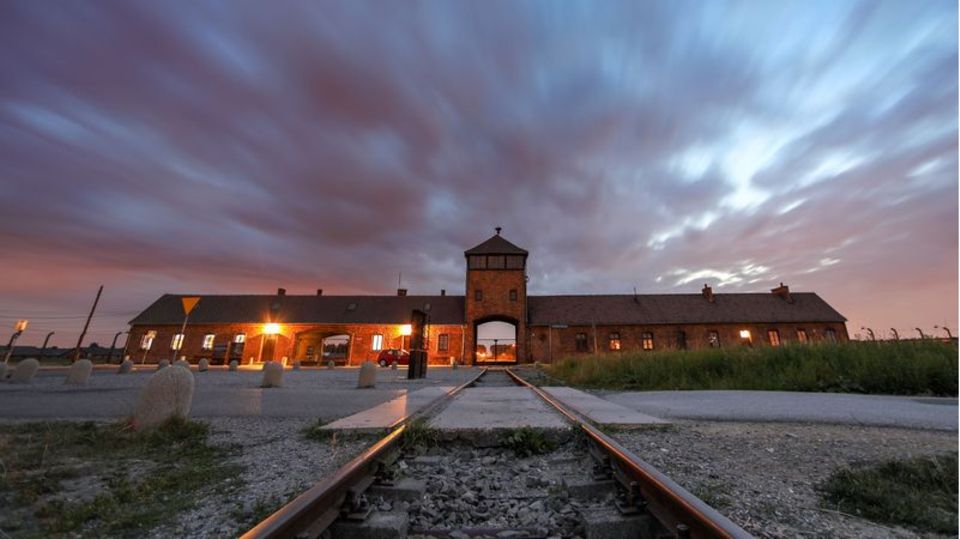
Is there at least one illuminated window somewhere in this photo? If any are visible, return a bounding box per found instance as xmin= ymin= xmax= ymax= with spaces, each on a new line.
xmin=677 ymin=330 xmax=687 ymax=350
xmin=372 ymin=334 xmax=384 ymax=351
xmin=575 ymin=333 xmax=589 ymax=352
xmin=509 ymin=289 xmax=518 ymax=302
xmin=608 ymin=332 xmax=621 ymax=351
xmin=438 ymin=333 xmax=449 ymax=352
xmin=739 ymin=329 xmax=752 ymax=344
xmin=768 ymin=329 xmax=781 ymax=347
xmin=796 ymin=329 xmax=808 ymax=343
xmin=171 ymin=334 xmax=185 ymax=350
xmin=708 ymin=331 xmax=720 ymax=348
xmin=642 ymin=332 xmax=654 ymax=351
xmin=234 ymin=334 xmax=246 ymax=344
xmin=474 ymin=289 xmax=483 ymax=301
xmin=825 ymin=328 xmax=837 ymax=342
xmin=140 ymin=330 xmax=157 ymax=351
xmin=202 ymin=334 xmax=215 ymax=350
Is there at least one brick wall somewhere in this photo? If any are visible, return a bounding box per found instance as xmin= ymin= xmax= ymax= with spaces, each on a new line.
xmin=125 ymin=323 xmax=466 ymax=366
xmin=526 ymin=322 xmax=849 ymax=362
xmin=464 ymin=268 xmax=527 ymax=363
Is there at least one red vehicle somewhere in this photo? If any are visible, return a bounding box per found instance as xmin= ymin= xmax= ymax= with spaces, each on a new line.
xmin=377 ymin=349 xmax=409 ymax=367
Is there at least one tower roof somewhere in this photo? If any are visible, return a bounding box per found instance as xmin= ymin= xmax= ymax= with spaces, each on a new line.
xmin=464 ymin=232 xmax=528 ymax=256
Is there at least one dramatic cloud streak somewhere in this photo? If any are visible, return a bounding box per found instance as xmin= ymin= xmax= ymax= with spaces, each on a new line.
xmin=0 ymin=0 xmax=956 ymax=346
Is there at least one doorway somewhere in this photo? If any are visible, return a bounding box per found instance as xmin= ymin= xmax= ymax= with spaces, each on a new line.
xmin=475 ymin=320 xmax=517 ymax=363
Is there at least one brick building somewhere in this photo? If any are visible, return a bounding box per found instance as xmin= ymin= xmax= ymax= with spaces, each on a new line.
xmin=125 ymin=230 xmax=848 ymax=365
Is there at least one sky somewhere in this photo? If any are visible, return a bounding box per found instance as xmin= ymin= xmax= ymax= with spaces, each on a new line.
xmin=0 ymin=0 xmax=957 ymax=347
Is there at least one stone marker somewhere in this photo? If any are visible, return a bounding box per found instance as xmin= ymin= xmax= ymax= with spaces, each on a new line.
xmin=292 ymin=360 xmax=301 ymax=370
xmin=327 ymin=360 xmax=335 ymax=369
xmin=198 ymin=358 xmax=209 ymax=372
xmin=391 ymin=360 xmax=398 ymax=370
xmin=157 ymin=359 xmax=170 ymax=370
xmin=228 ymin=359 xmax=238 ymax=371
xmin=65 ymin=359 xmax=93 ymax=385
xmin=132 ymin=365 xmax=195 ymax=430
xmin=358 ymin=361 xmax=377 ymax=388
xmin=174 ymin=359 xmax=190 ymax=370
xmin=118 ymin=359 xmax=133 ymax=374
xmin=281 ymin=356 xmax=288 ymax=367
xmin=261 ymin=361 xmax=283 ymax=388
xmin=10 ymin=358 xmax=40 ymax=384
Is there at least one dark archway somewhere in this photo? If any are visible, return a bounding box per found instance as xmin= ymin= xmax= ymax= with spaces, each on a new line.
xmin=295 ymin=330 xmax=352 ymax=365
xmin=475 ymin=315 xmax=518 ymax=363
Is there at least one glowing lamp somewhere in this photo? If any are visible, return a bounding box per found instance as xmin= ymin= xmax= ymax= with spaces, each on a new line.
xmin=400 ymin=324 xmax=412 ymax=336
xmin=14 ymin=320 xmax=28 ymax=332
xmin=264 ymin=323 xmax=281 ymax=335
xmin=739 ymin=330 xmax=751 ymax=339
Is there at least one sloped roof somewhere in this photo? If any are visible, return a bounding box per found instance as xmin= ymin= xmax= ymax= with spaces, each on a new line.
xmin=129 ymin=294 xmax=466 ymax=326
xmin=527 ymin=293 xmax=846 ymax=326
xmin=464 ymin=234 xmax=528 ymax=255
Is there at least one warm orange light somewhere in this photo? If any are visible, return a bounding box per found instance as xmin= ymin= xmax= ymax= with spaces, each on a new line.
xmin=399 ymin=324 xmax=412 ymax=336
xmin=739 ymin=330 xmax=751 ymax=339
xmin=264 ymin=323 xmax=281 ymax=335
xmin=14 ymin=320 xmax=28 ymax=332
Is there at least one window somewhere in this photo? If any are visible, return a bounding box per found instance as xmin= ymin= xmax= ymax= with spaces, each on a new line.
xmin=608 ymin=332 xmax=621 ymax=351
xmin=474 ymin=289 xmax=483 ymax=301
xmin=768 ymin=329 xmax=781 ymax=347
xmin=509 ymin=289 xmax=518 ymax=302
xmin=372 ymin=334 xmax=384 ymax=351
xmin=468 ymin=255 xmax=487 ymax=269
xmin=234 ymin=333 xmax=246 ymax=344
xmin=641 ymin=332 xmax=654 ymax=351
xmin=825 ymin=328 xmax=838 ymax=342
xmin=708 ymin=331 xmax=720 ymax=348
xmin=140 ymin=330 xmax=156 ymax=351
xmin=202 ymin=334 xmax=215 ymax=350
xmin=171 ymin=333 xmax=185 ymax=351
xmin=677 ymin=330 xmax=687 ymax=350
xmin=487 ymin=255 xmax=505 ymax=269
xmin=739 ymin=329 xmax=753 ymax=345
xmin=506 ymin=255 xmax=525 ymax=269
xmin=438 ymin=333 xmax=449 ymax=352
xmin=796 ymin=329 xmax=808 ymax=343
xmin=575 ymin=333 xmax=589 ymax=352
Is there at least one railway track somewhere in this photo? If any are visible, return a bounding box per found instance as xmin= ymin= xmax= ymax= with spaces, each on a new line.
xmin=241 ymin=368 xmax=752 ymax=539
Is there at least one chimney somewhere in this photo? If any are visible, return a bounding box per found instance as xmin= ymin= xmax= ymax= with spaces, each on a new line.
xmin=701 ymin=284 xmax=715 ymax=303
xmin=316 ymin=289 xmax=323 ymax=296
xmin=277 ymin=287 xmax=286 ymax=296
xmin=440 ymin=289 xmax=446 ymax=296
xmin=397 ymin=288 xmax=407 ymax=297
xmin=771 ymin=282 xmax=792 ymax=303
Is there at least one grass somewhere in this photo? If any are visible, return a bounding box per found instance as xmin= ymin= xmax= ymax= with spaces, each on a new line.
xmin=503 ymin=427 xmax=556 ymax=457
xmin=546 ymin=340 xmax=958 ymax=396
xmin=0 ymin=418 xmax=240 ymax=537
xmin=301 ymin=419 xmax=376 ymax=445
xmin=820 ymin=453 xmax=958 ymax=535
xmin=400 ymin=418 xmax=440 ymax=450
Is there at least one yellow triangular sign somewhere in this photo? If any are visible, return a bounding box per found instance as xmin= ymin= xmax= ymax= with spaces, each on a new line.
xmin=181 ymin=296 xmax=201 ymax=315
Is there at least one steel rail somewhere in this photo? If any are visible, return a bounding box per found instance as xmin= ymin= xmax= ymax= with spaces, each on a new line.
xmin=504 ymin=368 xmax=753 ymax=539
xmin=241 ymin=367 xmax=487 ymax=539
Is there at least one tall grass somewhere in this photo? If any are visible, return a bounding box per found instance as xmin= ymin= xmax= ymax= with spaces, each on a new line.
xmin=547 ymin=340 xmax=958 ymax=396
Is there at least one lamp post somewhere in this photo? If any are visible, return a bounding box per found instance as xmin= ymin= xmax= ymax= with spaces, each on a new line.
xmin=3 ymin=320 xmax=29 ymax=365
xmin=39 ymin=331 xmax=55 ymax=362
xmin=889 ymin=328 xmax=899 ymax=341
xmin=915 ymin=327 xmax=925 ymax=339
xmin=860 ymin=327 xmax=876 ymax=341
xmin=934 ymin=325 xmax=953 ymax=340
xmin=106 ymin=330 xmax=125 ymax=364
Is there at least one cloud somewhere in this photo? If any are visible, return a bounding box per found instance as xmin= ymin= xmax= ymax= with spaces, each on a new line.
xmin=0 ymin=0 xmax=955 ymax=345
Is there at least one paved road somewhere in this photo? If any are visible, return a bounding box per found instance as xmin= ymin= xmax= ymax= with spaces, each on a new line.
xmin=601 ymin=390 xmax=958 ymax=431
xmin=0 ymin=367 xmax=480 ymax=422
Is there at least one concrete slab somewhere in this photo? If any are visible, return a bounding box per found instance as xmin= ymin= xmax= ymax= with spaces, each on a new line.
xmin=429 ymin=387 xmax=569 ymax=430
xmin=602 ymin=390 xmax=959 ymax=431
xmin=322 ymin=387 xmax=454 ymax=430
xmin=542 ymin=386 xmax=668 ymax=425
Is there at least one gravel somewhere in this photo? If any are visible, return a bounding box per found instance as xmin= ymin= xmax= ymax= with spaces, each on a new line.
xmin=615 ymin=421 xmax=958 ymax=538
xmin=391 ymin=442 xmax=613 ymax=538
xmin=147 ymin=416 xmax=375 ymax=538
